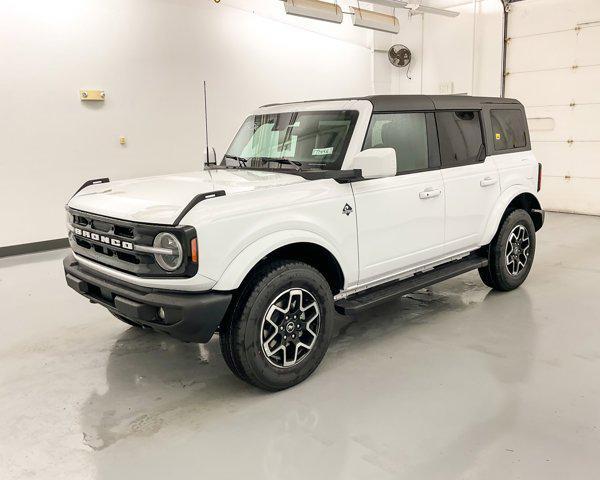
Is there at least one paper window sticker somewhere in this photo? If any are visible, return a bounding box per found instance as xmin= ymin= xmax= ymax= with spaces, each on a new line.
xmin=312 ymin=147 xmax=334 ymax=156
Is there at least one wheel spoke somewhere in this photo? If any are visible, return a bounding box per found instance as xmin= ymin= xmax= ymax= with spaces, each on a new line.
xmin=265 ymin=342 xmax=284 ymax=357
xmin=293 ymin=341 xmax=313 ymax=364
xmin=281 ymin=345 xmax=289 ymax=366
xmin=265 ymin=315 xmax=279 ymax=331
xmin=300 ymin=301 xmax=317 ymax=312
xmin=287 ymin=289 xmax=303 ymax=312
xmin=263 ymin=330 xmax=278 ymax=351
xmin=297 ymin=340 xmax=313 ymax=351
xmin=268 ymin=304 xmax=287 ymax=316
xmin=284 ymin=344 xmax=298 ymax=367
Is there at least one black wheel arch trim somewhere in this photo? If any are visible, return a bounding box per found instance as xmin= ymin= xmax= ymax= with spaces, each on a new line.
xmin=71 ymin=177 xmax=110 ymax=199
xmin=173 ymin=190 xmax=226 ymax=226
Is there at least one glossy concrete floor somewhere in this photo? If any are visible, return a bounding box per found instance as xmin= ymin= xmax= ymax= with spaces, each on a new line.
xmin=1 ymin=212 xmax=599 ymax=480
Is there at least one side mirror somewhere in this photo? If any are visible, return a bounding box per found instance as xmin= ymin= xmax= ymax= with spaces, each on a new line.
xmin=350 ymin=148 xmax=397 ymax=179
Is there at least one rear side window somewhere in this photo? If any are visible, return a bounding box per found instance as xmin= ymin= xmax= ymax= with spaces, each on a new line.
xmin=490 ymin=109 xmax=527 ymax=151
xmin=363 ymin=112 xmax=429 ymax=174
xmin=436 ymin=111 xmax=484 ymax=168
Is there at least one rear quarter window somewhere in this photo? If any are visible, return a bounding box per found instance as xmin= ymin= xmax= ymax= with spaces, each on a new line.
xmin=490 ymin=109 xmax=528 ymax=151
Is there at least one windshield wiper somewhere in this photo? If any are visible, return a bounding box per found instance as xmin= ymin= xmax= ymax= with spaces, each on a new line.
xmin=223 ymin=154 xmax=248 ymax=167
xmin=257 ymin=157 xmax=302 ymax=171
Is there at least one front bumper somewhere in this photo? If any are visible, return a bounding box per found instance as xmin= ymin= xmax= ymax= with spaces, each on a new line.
xmin=63 ymin=255 xmax=231 ymax=343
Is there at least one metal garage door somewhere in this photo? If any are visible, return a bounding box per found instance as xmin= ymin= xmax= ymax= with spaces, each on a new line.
xmin=505 ymin=0 xmax=600 ymax=215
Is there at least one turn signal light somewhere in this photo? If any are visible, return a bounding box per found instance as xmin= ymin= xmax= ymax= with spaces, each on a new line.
xmin=191 ymin=238 xmax=198 ymax=263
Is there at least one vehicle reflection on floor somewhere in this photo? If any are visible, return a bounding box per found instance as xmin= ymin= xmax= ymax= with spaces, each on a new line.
xmin=79 ymin=280 xmax=535 ymax=479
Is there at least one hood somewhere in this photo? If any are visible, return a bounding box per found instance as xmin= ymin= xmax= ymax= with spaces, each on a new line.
xmin=68 ymin=169 xmax=306 ymax=224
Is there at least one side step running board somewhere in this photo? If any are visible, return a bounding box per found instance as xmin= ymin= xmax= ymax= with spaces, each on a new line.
xmin=335 ymin=254 xmax=488 ymax=315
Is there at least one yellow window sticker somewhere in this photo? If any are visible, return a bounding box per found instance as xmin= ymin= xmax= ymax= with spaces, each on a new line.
xmin=495 ymin=133 xmax=501 ymax=140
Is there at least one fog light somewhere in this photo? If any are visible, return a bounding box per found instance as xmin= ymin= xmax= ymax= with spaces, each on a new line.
xmin=158 ymin=307 xmax=166 ymax=320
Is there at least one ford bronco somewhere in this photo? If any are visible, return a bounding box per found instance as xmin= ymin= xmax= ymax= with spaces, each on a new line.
xmin=64 ymin=95 xmax=544 ymax=390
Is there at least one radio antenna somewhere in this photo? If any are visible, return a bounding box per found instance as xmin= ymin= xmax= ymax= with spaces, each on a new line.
xmin=203 ymin=80 xmax=213 ymax=166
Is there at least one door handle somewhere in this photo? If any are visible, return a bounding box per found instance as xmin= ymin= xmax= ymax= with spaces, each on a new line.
xmin=480 ymin=177 xmax=497 ymax=187
xmin=419 ymin=188 xmax=442 ymax=199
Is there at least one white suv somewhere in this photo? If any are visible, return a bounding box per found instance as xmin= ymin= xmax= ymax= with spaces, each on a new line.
xmin=64 ymin=95 xmax=544 ymax=390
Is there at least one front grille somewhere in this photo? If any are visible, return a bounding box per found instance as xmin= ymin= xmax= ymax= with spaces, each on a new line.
xmin=66 ymin=208 xmax=197 ymax=278
xmin=75 ymin=236 xmax=141 ymax=264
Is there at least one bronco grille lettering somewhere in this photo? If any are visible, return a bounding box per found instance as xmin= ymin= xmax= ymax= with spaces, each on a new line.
xmin=73 ymin=228 xmax=134 ymax=251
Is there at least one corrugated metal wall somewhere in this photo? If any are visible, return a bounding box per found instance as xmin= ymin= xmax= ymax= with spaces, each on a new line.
xmin=506 ymin=0 xmax=600 ymax=215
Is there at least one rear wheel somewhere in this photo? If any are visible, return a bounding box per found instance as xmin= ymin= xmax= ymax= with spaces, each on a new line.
xmin=219 ymin=260 xmax=334 ymax=391
xmin=479 ymin=209 xmax=536 ymax=291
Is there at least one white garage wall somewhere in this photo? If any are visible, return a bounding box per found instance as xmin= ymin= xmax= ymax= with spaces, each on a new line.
xmin=0 ymin=0 xmax=373 ymax=248
xmin=505 ymin=0 xmax=600 ymax=215
xmin=373 ymin=1 xmax=504 ymax=97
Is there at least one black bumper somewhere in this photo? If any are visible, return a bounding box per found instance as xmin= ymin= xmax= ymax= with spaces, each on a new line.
xmin=63 ymin=255 xmax=231 ymax=343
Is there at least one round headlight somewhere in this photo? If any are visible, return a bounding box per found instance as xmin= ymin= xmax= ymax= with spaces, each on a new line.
xmin=153 ymin=232 xmax=183 ymax=271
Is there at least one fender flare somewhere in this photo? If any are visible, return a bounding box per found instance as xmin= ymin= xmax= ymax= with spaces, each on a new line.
xmin=212 ymin=229 xmax=348 ymax=291
xmin=481 ymin=186 xmax=542 ymax=245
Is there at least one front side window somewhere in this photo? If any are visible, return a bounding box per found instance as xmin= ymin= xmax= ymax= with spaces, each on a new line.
xmin=224 ymin=110 xmax=359 ymax=170
xmin=491 ymin=109 xmax=527 ymax=151
xmin=436 ymin=111 xmax=484 ymax=167
xmin=363 ymin=112 xmax=429 ymax=174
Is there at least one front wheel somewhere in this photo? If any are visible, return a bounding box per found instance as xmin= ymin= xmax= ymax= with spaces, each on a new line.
xmin=479 ymin=209 xmax=536 ymax=291
xmin=219 ymin=260 xmax=335 ymax=391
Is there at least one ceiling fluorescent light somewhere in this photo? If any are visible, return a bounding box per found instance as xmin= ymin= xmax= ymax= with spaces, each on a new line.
xmin=366 ymin=0 xmax=459 ymax=18
xmin=351 ymin=6 xmax=400 ymax=34
xmin=284 ymin=0 xmax=344 ymax=24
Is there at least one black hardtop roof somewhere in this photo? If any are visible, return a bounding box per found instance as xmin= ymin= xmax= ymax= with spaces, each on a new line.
xmin=262 ymin=94 xmax=522 ymax=112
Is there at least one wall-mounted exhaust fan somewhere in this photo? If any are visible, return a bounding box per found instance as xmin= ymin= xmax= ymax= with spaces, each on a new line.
xmin=388 ymin=44 xmax=413 ymax=79
xmin=388 ymin=44 xmax=411 ymax=67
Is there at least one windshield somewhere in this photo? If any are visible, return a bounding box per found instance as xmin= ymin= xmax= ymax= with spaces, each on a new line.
xmin=223 ymin=110 xmax=359 ymax=170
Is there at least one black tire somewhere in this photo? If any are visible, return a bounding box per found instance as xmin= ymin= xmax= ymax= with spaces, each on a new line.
xmin=111 ymin=312 xmax=143 ymax=329
xmin=479 ymin=209 xmax=536 ymax=291
xmin=219 ymin=260 xmax=335 ymax=391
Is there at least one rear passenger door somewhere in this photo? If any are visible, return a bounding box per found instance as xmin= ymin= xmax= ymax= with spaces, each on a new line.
xmin=437 ymin=110 xmax=501 ymax=253
xmin=352 ymin=112 xmax=445 ymax=285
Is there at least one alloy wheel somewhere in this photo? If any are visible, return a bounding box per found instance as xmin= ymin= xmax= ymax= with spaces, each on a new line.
xmin=260 ymin=288 xmax=321 ymax=368
xmin=505 ymin=224 xmax=531 ymax=276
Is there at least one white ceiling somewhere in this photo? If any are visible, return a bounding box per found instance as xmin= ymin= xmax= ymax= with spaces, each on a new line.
xmin=355 ymin=0 xmax=483 ymax=10
xmin=421 ymin=0 xmax=479 ymax=7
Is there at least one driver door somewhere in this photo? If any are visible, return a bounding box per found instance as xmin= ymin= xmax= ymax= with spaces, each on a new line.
xmin=352 ymin=112 xmax=446 ymax=286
